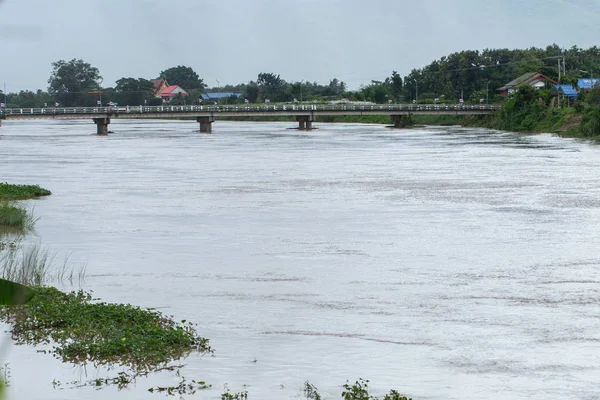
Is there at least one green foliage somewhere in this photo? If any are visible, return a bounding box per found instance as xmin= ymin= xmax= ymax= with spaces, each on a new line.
xmin=160 ymin=65 xmax=205 ymax=90
xmin=0 ymin=241 xmax=81 ymax=287
xmin=148 ymin=376 xmax=211 ymax=396
xmin=0 ymin=278 xmax=34 ymax=305
xmin=115 ymin=77 xmax=154 ymax=105
xmin=304 ymin=381 xmax=321 ymax=400
xmin=48 ymin=59 xmax=102 ymax=106
xmin=147 ymin=97 xmax=163 ymax=106
xmin=0 ymin=202 xmax=33 ymax=229
xmin=222 ymin=387 xmax=249 ymax=400
xmin=580 ymin=105 xmax=600 ymax=137
xmin=383 ymin=390 xmax=411 ymax=400
xmin=0 ymin=286 xmax=212 ymax=370
xmin=257 ymin=72 xmax=288 ymax=102
xmin=0 ymin=363 xmax=9 ymax=400
xmin=0 ymin=183 xmax=51 ymax=201
xmin=245 ymin=83 xmax=260 ymax=103
xmin=397 ymin=44 xmax=600 ymax=103
xmin=390 ymin=71 xmax=403 ymax=101
xmin=342 ymin=379 xmax=375 ymax=400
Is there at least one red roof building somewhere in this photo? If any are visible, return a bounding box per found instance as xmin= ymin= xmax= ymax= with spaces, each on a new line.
xmin=160 ymin=85 xmax=189 ymax=103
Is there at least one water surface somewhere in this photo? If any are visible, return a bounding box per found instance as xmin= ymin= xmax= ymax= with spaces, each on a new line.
xmin=1 ymin=119 xmax=599 ymax=399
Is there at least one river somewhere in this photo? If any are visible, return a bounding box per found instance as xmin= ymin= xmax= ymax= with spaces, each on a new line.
xmin=1 ymin=119 xmax=600 ymax=400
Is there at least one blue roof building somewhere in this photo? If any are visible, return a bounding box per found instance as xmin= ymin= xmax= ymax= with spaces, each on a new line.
xmin=201 ymin=92 xmax=242 ymax=101
xmin=577 ymin=78 xmax=600 ymax=90
xmin=552 ymin=84 xmax=578 ymax=98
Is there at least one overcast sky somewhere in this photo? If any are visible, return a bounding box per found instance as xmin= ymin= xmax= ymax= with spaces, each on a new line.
xmin=1 ymin=0 xmax=599 ymax=91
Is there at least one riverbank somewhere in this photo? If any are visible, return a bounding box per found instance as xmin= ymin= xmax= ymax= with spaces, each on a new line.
xmin=0 ymin=183 xmax=51 ymax=230
xmin=220 ymin=91 xmax=600 ymax=140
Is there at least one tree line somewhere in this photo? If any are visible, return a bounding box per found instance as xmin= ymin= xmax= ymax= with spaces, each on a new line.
xmin=2 ymin=44 xmax=600 ymax=108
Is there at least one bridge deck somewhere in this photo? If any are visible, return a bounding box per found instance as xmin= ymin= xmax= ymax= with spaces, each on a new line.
xmin=1 ymin=104 xmax=499 ymax=120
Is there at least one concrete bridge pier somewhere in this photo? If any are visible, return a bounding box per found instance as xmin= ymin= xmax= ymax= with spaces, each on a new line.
xmin=391 ymin=115 xmax=408 ymax=128
xmin=93 ymin=118 xmax=110 ymax=135
xmin=197 ymin=116 xmax=215 ymax=133
xmin=297 ymin=115 xmax=313 ymax=131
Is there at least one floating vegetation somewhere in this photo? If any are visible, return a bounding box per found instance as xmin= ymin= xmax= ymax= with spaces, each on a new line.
xmin=222 ymin=388 xmax=249 ymax=400
xmin=0 ymin=183 xmax=51 ymax=201
xmin=148 ymin=374 xmax=211 ymax=396
xmin=0 ymin=287 xmax=212 ymax=371
xmin=304 ymin=381 xmax=322 ymax=400
xmin=342 ymin=379 xmax=412 ymax=400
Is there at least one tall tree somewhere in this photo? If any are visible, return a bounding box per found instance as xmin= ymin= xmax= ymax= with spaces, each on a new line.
xmin=115 ymin=78 xmax=154 ymax=105
xmin=48 ymin=59 xmax=102 ymax=106
xmin=390 ymin=71 xmax=403 ymax=100
xmin=257 ymin=72 xmax=289 ymax=102
xmin=159 ymin=66 xmax=205 ymax=90
xmin=244 ymin=82 xmax=260 ymax=103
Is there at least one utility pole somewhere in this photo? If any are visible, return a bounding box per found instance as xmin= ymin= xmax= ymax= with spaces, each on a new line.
xmin=415 ymin=80 xmax=418 ymax=102
xmin=486 ymin=81 xmax=490 ymax=104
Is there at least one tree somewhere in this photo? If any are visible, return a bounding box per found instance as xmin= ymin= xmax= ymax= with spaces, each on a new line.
xmin=48 ymin=59 xmax=102 ymax=106
xmin=115 ymin=78 xmax=154 ymax=105
xmin=390 ymin=71 xmax=403 ymax=101
xmin=159 ymin=66 xmax=205 ymax=90
xmin=244 ymin=82 xmax=259 ymax=103
xmin=257 ymin=72 xmax=289 ymax=102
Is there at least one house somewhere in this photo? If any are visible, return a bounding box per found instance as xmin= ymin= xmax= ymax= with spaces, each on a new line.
xmin=160 ymin=85 xmax=188 ymax=103
xmin=201 ymin=92 xmax=242 ymax=102
xmin=577 ymin=78 xmax=600 ymax=90
xmin=497 ymin=72 xmax=558 ymax=96
xmin=552 ymin=84 xmax=578 ymax=98
xmin=151 ymin=78 xmax=169 ymax=97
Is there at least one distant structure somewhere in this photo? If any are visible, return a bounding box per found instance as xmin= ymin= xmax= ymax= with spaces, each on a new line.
xmin=160 ymin=85 xmax=189 ymax=103
xmin=497 ymin=72 xmax=557 ymax=96
xmin=552 ymin=84 xmax=578 ymax=99
xmin=577 ymin=78 xmax=600 ymax=90
xmin=201 ymin=92 xmax=242 ymax=102
xmin=151 ymin=78 xmax=169 ymax=97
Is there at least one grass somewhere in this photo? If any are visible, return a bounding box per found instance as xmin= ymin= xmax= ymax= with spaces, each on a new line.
xmin=0 ymin=202 xmax=36 ymax=230
xmin=1 ymin=239 xmax=86 ymax=286
xmin=0 ymin=183 xmax=51 ymax=201
xmin=0 ymin=286 xmax=212 ymax=371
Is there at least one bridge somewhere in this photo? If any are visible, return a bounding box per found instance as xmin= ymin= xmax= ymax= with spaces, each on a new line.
xmin=0 ymin=104 xmax=500 ymax=134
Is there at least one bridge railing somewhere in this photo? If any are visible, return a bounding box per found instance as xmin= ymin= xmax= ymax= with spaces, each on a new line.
xmin=0 ymin=103 xmax=501 ymax=116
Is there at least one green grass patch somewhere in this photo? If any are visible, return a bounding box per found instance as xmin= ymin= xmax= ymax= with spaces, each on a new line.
xmin=0 ymin=202 xmax=35 ymax=229
xmin=0 ymin=287 xmax=212 ymax=371
xmin=0 ymin=183 xmax=51 ymax=201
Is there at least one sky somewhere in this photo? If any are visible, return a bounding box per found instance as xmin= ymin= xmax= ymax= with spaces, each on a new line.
xmin=1 ymin=0 xmax=600 ymax=92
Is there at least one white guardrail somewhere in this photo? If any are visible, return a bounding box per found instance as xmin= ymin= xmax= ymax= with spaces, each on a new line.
xmin=0 ymin=104 xmax=500 ymax=116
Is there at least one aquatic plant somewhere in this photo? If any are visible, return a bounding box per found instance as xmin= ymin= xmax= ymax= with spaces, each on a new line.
xmin=1 ymin=240 xmax=85 ymax=286
xmin=0 ymin=202 xmax=36 ymax=230
xmin=0 ymin=183 xmax=51 ymax=201
xmin=0 ymin=286 xmax=212 ymax=370
xmin=304 ymin=381 xmax=322 ymax=400
xmin=342 ymin=379 xmax=375 ymax=400
xmin=341 ymin=379 xmax=412 ymax=400
xmin=221 ymin=389 xmax=249 ymax=400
